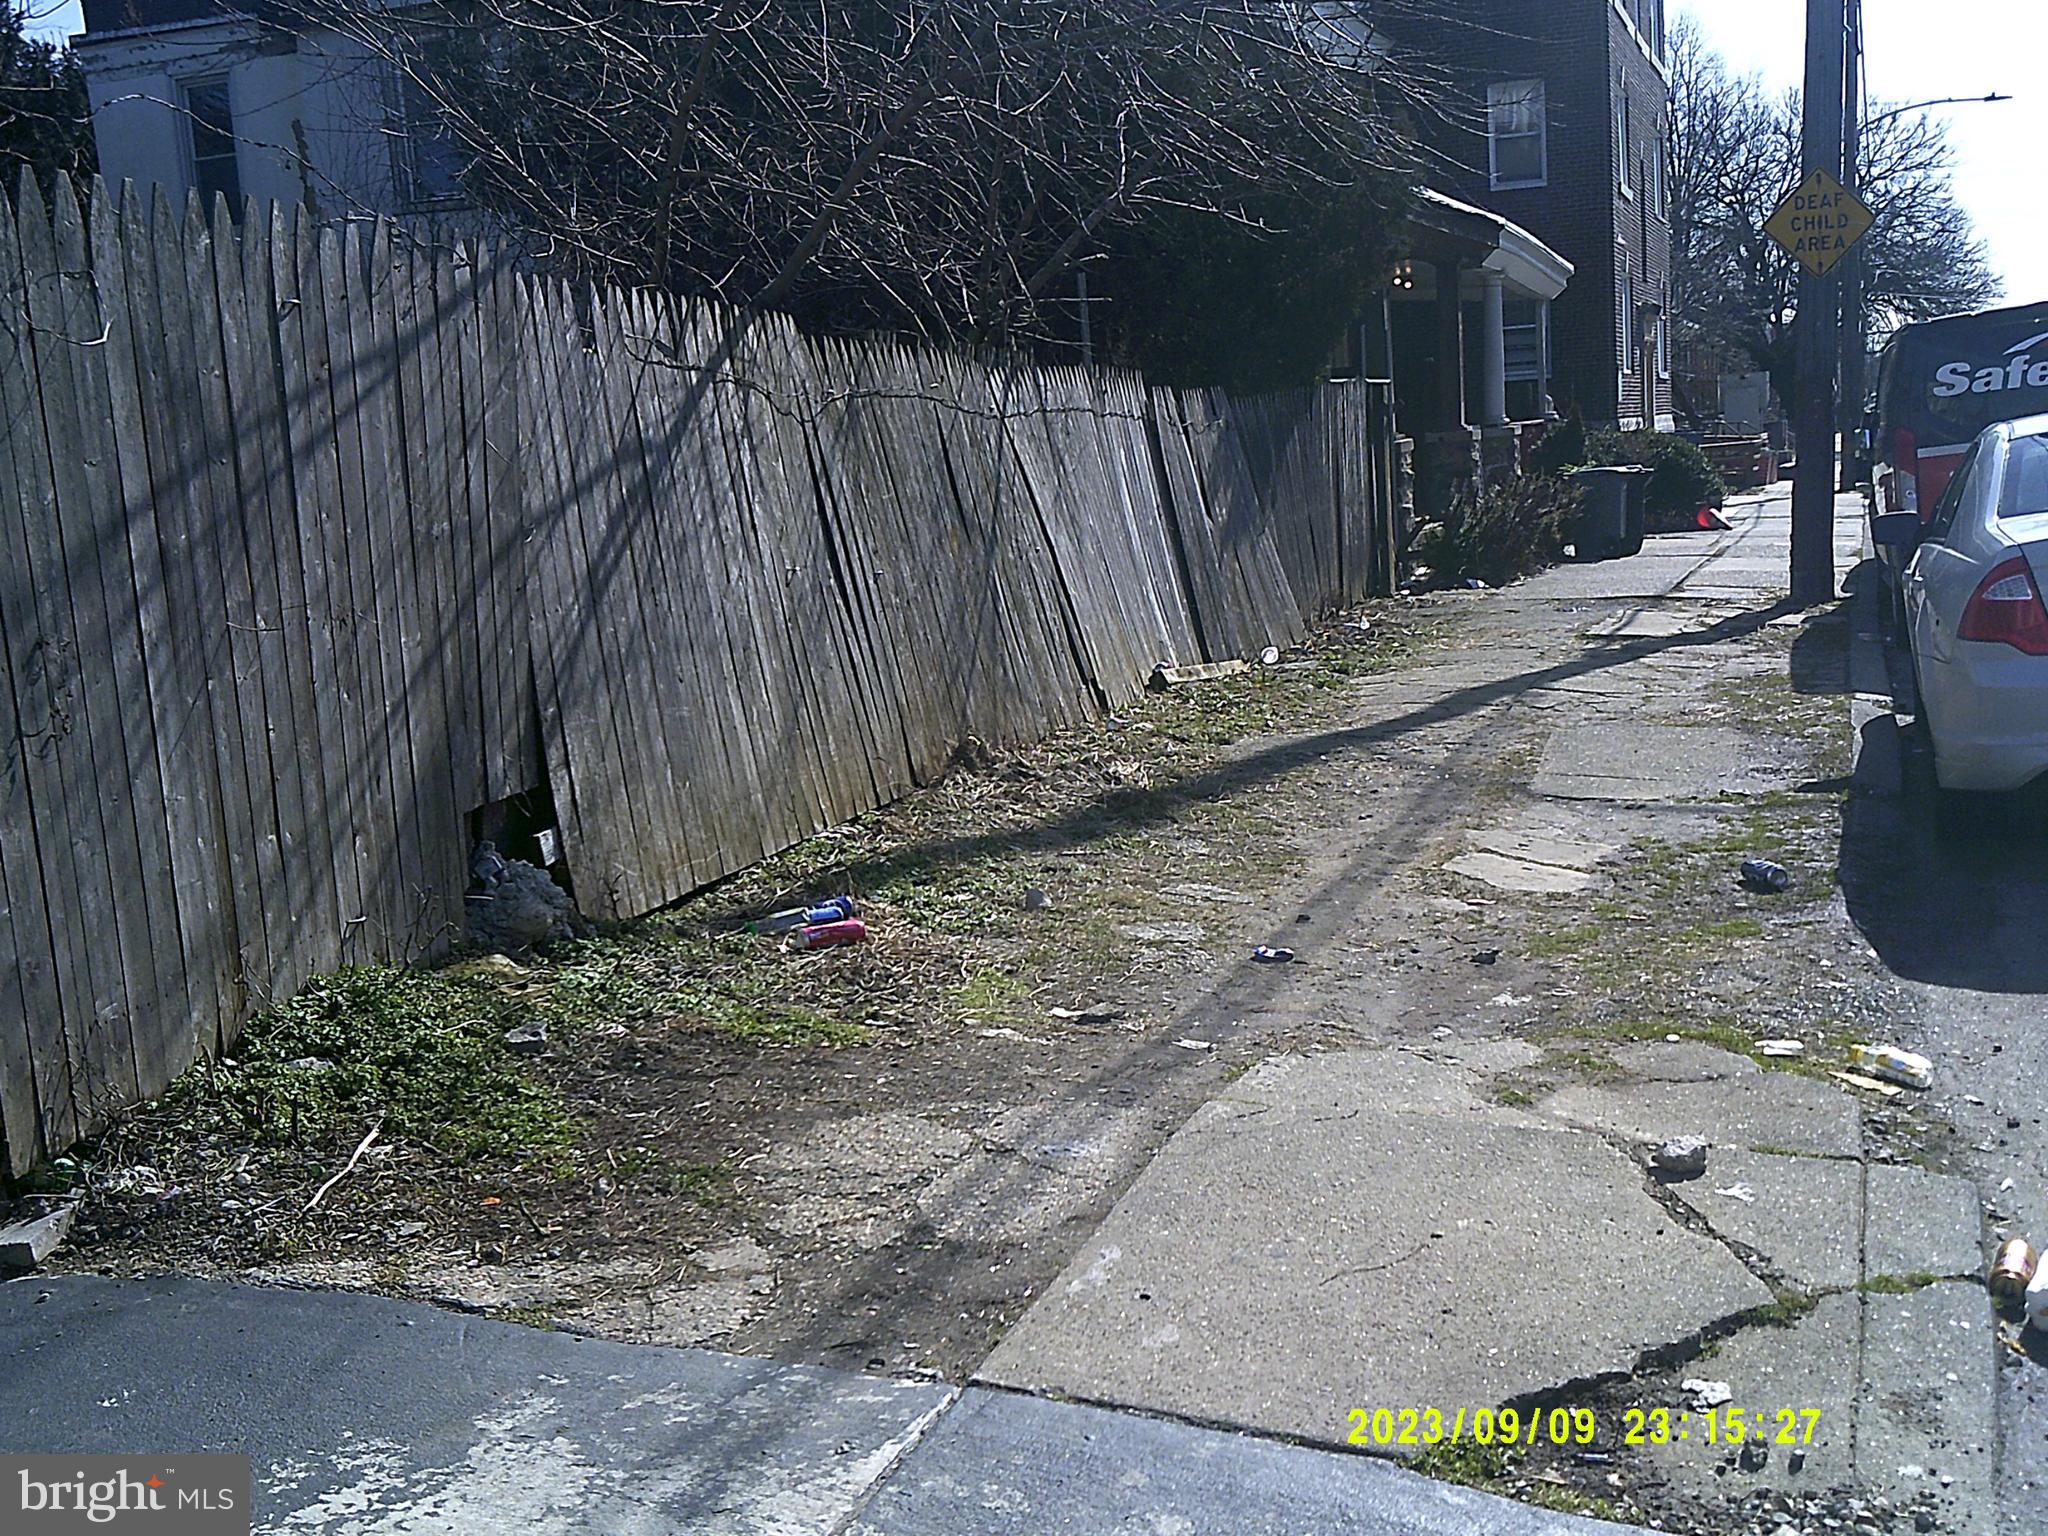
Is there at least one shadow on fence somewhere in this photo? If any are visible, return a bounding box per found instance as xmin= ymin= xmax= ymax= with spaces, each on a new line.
xmin=0 ymin=172 xmax=1400 ymax=1174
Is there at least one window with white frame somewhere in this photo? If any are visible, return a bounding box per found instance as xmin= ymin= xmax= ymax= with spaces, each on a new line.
xmin=1619 ymin=268 xmax=1636 ymax=372
xmin=1657 ymin=312 xmax=1670 ymax=379
xmin=181 ymin=75 xmax=240 ymax=211
xmin=1503 ymin=300 xmax=1544 ymax=383
xmin=1616 ymin=76 xmax=1633 ymax=194
xmin=1488 ymin=80 xmax=1547 ymax=189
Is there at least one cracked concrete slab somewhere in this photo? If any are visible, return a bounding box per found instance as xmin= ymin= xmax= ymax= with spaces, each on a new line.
xmin=1663 ymin=1151 xmax=1982 ymax=1298
xmin=1610 ymin=1041 xmax=1761 ymax=1084
xmin=1640 ymin=1292 xmax=1859 ymax=1493
xmin=1533 ymin=724 xmax=1777 ymax=802
xmin=1857 ymin=1282 xmax=1998 ymax=1534
xmin=1668 ymin=1149 xmax=1863 ymax=1293
xmin=1865 ymin=1163 xmax=1985 ymax=1281
xmin=1588 ymin=606 xmax=1745 ymax=641
xmin=1643 ymin=1283 xmax=1997 ymax=1536
xmin=978 ymin=1050 xmax=1773 ymax=1446
xmin=1445 ymin=811 xmax=1624 ymax=894
xmin=1538 ymin=1072 xmax=1864 ymax=1160
xmin=1445 ymin=849 xmax=1600 ymax=893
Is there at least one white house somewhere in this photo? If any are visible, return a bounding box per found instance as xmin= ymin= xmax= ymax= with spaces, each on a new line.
xmin=76 ymin=0 xmax=461 ymax=218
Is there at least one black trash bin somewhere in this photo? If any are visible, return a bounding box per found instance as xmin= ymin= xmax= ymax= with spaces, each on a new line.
xmin=1568 ymin=465 xmax=1651 ymax=561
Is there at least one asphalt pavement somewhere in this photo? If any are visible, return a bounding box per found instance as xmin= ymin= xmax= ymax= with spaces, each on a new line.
xmin=0 ymin=1272 xmax=1663 ymax=1534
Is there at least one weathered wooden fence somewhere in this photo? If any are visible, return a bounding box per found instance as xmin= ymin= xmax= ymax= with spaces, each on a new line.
xmin=0 ymin=175 xmax=1399 ymax=1174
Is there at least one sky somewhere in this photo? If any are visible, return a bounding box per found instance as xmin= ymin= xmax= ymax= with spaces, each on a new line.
xmin=25 ymin=0 xmax=2046 ymax=304
xmin=1673 ymin=0 xmax=2048 ymax=305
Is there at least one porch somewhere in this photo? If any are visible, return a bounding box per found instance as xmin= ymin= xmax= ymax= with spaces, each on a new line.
xmin=1381 ymin=190 xmax=1574 ymax=518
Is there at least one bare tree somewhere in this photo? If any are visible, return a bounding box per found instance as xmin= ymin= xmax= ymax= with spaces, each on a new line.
xmin=281 ymin=0 xmax=1435 ymax=381
xmin=1667 ymin=15 xmax=1998 ymax=420
xmin=0 ymin=3 xmax=94 ymax=192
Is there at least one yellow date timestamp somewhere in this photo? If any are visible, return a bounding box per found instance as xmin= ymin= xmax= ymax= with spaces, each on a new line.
xmin=1344 ymin=1406 xmax=1823 ymax=1450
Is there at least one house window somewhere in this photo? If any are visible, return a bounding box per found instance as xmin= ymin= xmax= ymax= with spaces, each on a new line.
xmin=1657 ymin=312 xmax=1671 ymax=379
xmin=181 ymin=76 xmax=240 ymax=210
xmin=1504 ymin=298 xmax=1548 ymax=420
xmin=1504 ymin=300 xmax=1545 ymax=383
xmin=1488 ymin=80 xmax=1547 ymax=189
xmin=1619 ymin=269 xmax=1636 ymax=373
xmin=1616 ymin=77 xmax=1634 ymax=195
xmin=388 ymin=65 xmax=465 ymax=209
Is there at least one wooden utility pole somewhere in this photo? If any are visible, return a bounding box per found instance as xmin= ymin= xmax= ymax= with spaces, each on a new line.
xmin=1837 ymin=0 xmax=1866 ymax=492
xmin=1792 ymin=0 xmax=1848 ymax=605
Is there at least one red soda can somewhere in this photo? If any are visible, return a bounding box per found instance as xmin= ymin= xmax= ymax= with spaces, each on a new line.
xmin=790 ymin=918 xmax=866 ymax=950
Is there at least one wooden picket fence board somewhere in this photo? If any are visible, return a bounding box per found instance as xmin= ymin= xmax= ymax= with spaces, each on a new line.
xmin=0 ymin=176 xmax=1399 ymax=1174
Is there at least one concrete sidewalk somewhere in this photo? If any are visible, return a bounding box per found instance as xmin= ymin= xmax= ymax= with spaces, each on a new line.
xmin=7 ymin=489 xmax=1991 ymax=1536
xmin=980 ymin=490 xmax=1995 ymax=1536
xmin=0 ymin=1272 xmax=1664 ymax=1535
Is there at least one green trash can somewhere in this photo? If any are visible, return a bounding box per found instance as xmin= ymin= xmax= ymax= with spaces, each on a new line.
xmin=1568 ymin=465 xmax=1650 ymax=561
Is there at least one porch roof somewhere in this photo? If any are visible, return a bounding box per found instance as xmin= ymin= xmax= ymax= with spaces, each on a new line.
xmin=1403 ymin=188 xmax=1573 ymax=303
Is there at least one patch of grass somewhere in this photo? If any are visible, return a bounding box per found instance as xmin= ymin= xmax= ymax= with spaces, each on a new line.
xmin=957 ymin=966 xmax=1029 ymax=1018
xmin=1859 ymin=1271 xmax=1941 ymax=1295
xmin=1522 ymin=923 xmax=1604 ymax=959
xmin=661 ymin=1157 xmax=738 ymax=1205
xmin=533 ymin=935 xmax=671 ymax=1027
xmin=1529 ymin=1486 xmax=1627 ymax=1521
xmin=1492 ymin=1083 xmax=1536 ymax=1108
xmin=1677 ymin=917 xmax=1764 ymax=944
xmin=1750 ymin=1288 xmax=1820 ymax=1327
xmin=1536 ymin=1047 xmax=1625 ymax=1084
xmin=165 ymin=966 xmax=577 ymax=1165
xmin=1413 ymin=1437 xmax=1520 ymax=1487
xmin=711 ymin=1006 xmax=871 ymax=1048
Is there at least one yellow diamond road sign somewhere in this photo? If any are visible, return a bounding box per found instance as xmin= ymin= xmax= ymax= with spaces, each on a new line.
xmin=1765 ymin=168 xmax=1876 ymax=278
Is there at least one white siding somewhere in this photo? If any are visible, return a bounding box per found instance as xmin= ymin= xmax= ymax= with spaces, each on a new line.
xmin=79 ymin=21 xmax=414 ymax=217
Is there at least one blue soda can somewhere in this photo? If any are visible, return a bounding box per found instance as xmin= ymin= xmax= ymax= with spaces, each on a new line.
xmin=750 ymin=895 xmax=858 ymax=934
xmin=1739 ymin=859 xmax=1790 ymax=893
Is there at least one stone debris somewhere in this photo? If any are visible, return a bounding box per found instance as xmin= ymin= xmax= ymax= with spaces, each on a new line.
xmin=0 ymin=1202 xmax=76 ymax=1271
xmin=464 ymin=842 xmax=576 ymax=954
xmin=1652 ymin=1136 xmax=1711 ymax=1177
xmin=1681 ymin=1377 xmax=1733 ymax=1409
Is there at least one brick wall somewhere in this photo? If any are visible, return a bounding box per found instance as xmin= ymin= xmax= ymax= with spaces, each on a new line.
xmin=1397 ymin=0 xmax=1672 ymax=429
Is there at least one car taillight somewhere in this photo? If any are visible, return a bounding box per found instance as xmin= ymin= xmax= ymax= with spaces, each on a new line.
xmin=1891 ymin=428 xmax=1919 ymax=512
xmin=1957 ymin=556 xmax=2048 ymax=656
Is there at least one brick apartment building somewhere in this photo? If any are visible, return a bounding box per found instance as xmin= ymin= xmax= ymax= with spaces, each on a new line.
xmin=1392 ymin=0 xmax=1676 ymax=433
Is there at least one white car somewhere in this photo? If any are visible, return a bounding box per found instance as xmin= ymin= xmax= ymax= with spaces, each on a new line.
xmin=1888 ymin=412 xmax=2048 ymax=793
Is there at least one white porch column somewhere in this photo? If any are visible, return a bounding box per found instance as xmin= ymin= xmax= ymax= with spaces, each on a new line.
xmin=1478 ymin=269 xmax=1509 ymax=427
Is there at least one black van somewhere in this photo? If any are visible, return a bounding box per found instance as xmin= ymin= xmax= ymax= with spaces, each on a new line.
xmin=1872 ymin=301 xmax=2048 ymax=597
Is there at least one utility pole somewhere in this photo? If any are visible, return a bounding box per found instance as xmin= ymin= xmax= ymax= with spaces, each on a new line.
xmin=1837 ymin=0 xmax=1865 ymax=493
xmin=1791 ymin=0 xmax=1848 ymax=605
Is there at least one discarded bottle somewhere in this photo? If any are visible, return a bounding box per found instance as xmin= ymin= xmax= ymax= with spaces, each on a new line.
xmin=1992 ymin=1238 xmax=2038 ymax=1307
xmin=1740 ymin=858 xmax=1791 ymax=893
xmin=750 ymin=896 xmax=858 ymax=934
xmin=1849 ymin=1043 xmax=1934 ymax=1090
xmin=789 ymin=917 xmax=867 ymax=950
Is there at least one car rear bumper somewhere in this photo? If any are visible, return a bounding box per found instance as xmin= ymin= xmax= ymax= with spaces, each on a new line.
xmin=1921 ymin=648 xmax=2048 ymax=792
